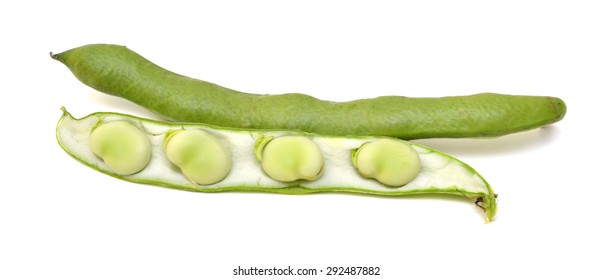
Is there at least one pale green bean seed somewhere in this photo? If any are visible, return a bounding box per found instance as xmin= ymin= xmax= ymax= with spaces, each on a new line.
xmin=255 ymin=136 xmax=323 ymax=182
xmin=163 ymin=129 xmax=231 ymax=185
xmin=352 ymin=138 xmax=421 ymax=187
xmin=89 ymin=121 xmax=151 ymax=175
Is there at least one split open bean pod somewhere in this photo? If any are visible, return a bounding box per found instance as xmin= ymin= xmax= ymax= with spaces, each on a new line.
xmin=57 ymin=108 xmax=497 ymax=222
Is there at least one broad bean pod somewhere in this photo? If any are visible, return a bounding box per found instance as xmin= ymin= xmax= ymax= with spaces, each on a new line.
xmin=52 ymin=44 xmax=566 ymax=140
xmin=56 ymin=108 xmax=497 ymax=222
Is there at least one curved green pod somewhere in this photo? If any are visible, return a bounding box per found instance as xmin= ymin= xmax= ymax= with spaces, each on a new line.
xmin=56 ymin=108 xmax=497 ymax=222
xmin=51 ymin=44 xmax=566 ymax=140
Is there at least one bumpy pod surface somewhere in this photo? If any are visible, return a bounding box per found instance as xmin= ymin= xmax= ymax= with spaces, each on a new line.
xmin=57 ymin=108 xmax=497 ymax=222
xmin=52 ymin=44 xmax=566 ymax=140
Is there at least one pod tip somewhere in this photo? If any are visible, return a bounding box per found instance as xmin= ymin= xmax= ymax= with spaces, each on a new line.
xmin=553 ymin=97 xmax=567 ymax=121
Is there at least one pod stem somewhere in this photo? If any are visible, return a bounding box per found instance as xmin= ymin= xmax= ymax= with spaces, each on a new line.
xmin=50 ymin=51 xmax=60 ymax=61
xmin=481 ymin=194 xmax=498 ymax=223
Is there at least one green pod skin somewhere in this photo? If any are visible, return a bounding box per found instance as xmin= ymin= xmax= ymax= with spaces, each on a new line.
xmin=56 ymin=108 xmax=497 ymax=222
xmin=51 ymin=44 xmax=566 ymax=140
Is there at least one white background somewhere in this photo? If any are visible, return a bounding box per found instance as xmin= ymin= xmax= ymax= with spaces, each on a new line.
xmin=1 ymin=1 xmax=610 ymax=279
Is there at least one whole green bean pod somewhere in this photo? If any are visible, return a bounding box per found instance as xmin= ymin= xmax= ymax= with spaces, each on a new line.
xmin=52 ymin=44 xmax=566 ymax=139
